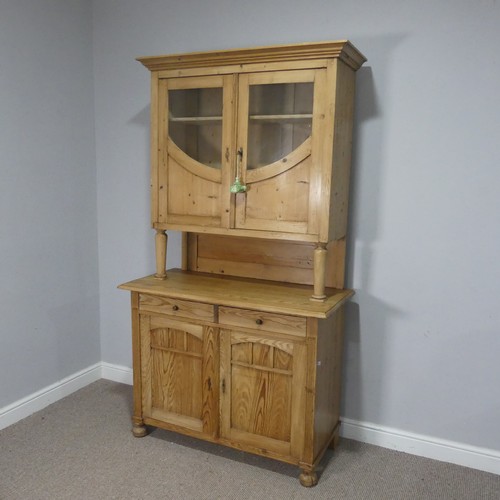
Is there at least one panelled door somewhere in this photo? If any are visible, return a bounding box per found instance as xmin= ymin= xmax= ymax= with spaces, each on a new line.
xmin=219 ymin=328 xmax=307 ymax=458
xmin=234 ymin=69 xmax=324 ymax=236
xmin=158 ymin=75 xmax=235 ymax=229
xmin=140 ymin=315 xmax=218 ymax=437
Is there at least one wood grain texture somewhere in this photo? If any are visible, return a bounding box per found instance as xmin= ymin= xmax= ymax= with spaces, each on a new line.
xmin=139 ymin=293 xmax=215 ymax=321
xmin=221 ymin=74 xmax=237 ymax=229
xmin=130 ymin=292 xmax=143 ymax=429
xmin=313 ymin=308 xmax=344 ymax=459
xmin=124 ymin=285 xmax=350 ymax=483
xmin=236 ymin=156 xmax=311 ymax=234
xmin=167 ymin=139 xmax=222 ymax=183
xmin=220 ymin=329 xmax=308 ymax=456
xmin=219 ymin=306 xmax=306 ymax=337
xmin=150 ymin=327 xmax=203 ymax=419
xmin=307 ymin=67 xmax=328 ymax=237
xmin=150 ymin=73 xmax=160 ymax=224
xmin=186 ymin=234 xmax=346 ymax=289
xmin=153 ymin=221 xmax=322 ymax=242
xmin=125 ymin=39 xmax=363 ymax=486
xmin=312 ymin=244 xmax=328 ymax=300
xmin=230 ymin=363 xmax=292 ymax=442
xmin=328 ymin=60 xmax=356 ymax=241
xmin=137 ymin=40 xmax=366 ymax=72
xmin=167 ymin=157 xmax=222 ymax=222
xmin=157 ymin=60 xmax=329 ymax=80
xmin=301 ymin=326 xmax=318 ymax=466
xmin=245 ymin=138 xmax=311 ymax=184
xmin=202 ymin=326 xmax=219 ymax=436
xmin=140 ymin=314 xmax=220 ymax=436
xmin=119 ymin=269 xmax=353 ymax=319
xmin=154 ymin=230 xmax=167 ymax=279
xmin=141 ymin=40 xmax=364 ymax=306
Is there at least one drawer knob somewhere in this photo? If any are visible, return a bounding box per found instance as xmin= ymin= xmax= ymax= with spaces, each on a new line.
xmin=172 ymin=305 xmax=179 ymax=311
xmin=255 ymin=319 xmax=263 ymax=325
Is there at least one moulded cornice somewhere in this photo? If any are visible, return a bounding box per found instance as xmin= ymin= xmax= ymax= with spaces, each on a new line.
xmin=137 ymin=40 xmax=366 ymax=72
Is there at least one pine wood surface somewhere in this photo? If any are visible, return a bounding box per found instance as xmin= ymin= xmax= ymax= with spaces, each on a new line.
xmin=328 ymin=60 xmax=356 ymax=241
xmin=220 ymin=330 xmax=296 ymax=454
xmin=126 ymin=280 xmax=349 ymax=483
xmin=219 ymin=306 xmax=307 ymax=337
xmin=139 ymin=293 xmax=215 ymax=321
xmin=138 ymin=315 xmax=220 ymax=436
xmin=137 ymin=40 xmax=366 ymax=72
xmin=126 ymin=39 xmax=364 ymax=486
xmin=312 ymin=309 xmax=345 ymax=459
xmin=142 ymin=39 xmax=365 ymax=299
xmin=119 ymin=269 xmax=353 ymax=319
xmin=185 ymin=234 xmax=347 ymax=289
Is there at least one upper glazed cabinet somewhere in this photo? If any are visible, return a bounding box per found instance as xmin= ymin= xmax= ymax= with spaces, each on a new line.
xmin=161 ymin=70 xmax=317 ymax=235
xmin=138 ymin=41 xmax=366 ymax=298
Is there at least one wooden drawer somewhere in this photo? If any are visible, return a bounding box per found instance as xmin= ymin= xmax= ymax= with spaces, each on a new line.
xmin=219 ymin=306 xmax=306 ymax=337
xmin=139 ymin=294 xmax=215 ymax=322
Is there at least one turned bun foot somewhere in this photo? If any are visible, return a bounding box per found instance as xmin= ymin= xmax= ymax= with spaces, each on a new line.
xmin=299 ymin=470 xmax=318 ymax=487
xmin=132 ymin=424 xmax=148 ymax=438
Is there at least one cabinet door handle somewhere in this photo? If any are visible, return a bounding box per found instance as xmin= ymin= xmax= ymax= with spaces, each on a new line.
xmin=230 ymin=148 xmax=247 ymax=193
xmin=172 ymin=305 xmax=179 ymax=311
xmin=255 ymin=319 xmax=263 ymax=325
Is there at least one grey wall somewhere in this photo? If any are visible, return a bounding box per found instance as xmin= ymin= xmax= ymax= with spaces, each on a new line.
xmin=93 ymin=0 xmax=500 ymax=453
xmin=0 ymin=0 xmax=100 ymax=406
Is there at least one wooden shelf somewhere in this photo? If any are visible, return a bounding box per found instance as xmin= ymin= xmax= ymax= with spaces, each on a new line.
xmin=249 ymin=114 xmax=312 ymax=123
xmin=169 ymin=114 xmax=311 ymax=126
xmin=169 ymin=115 xmax=222 ymax=125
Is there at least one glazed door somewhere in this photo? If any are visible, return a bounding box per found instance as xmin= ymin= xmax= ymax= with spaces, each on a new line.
xmin=234 ymin=69 xmax=323 ymax=235
xmin=140 ymin=315 xmax=218 ymax=437
xmin=158 ymin=75 xmax=235 ymax=228
xmin=220 ymin=329 xmax=307 ymax=458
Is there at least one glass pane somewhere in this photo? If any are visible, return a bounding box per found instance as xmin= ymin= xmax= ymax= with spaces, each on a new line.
xmin=247 ymin=82 xmax=313 ymax=169
xmin=168 ymin=87 xmax=222 ymax=168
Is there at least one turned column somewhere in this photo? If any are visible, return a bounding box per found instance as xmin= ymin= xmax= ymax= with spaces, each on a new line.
xmin=311 ymin=242 xmax=327 ymax=301
xmin=154 ymin=229 xmax=167 ymax=279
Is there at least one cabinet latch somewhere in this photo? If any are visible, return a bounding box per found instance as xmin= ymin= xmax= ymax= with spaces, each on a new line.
xmin=230 ymin=148 xmax=247 ymax=193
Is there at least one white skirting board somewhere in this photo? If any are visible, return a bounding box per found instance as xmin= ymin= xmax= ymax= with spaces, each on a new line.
xmin=100 ymin=361 xmax=133 ymax=385
xmin=1 ymin=362 xmax=498 ymax=476
xmin=0 ymin=363 xmax=102 ymax=431
xmin=340 ymin=418 xmax=500 ymax=475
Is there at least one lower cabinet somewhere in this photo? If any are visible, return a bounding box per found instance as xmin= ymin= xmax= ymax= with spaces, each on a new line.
xmin=127 ymin=285 xmax=346 ymax=488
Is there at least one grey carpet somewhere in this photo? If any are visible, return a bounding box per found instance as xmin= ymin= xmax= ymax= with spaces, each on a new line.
xmin=0 ymin=380 xmax=498 ymax=499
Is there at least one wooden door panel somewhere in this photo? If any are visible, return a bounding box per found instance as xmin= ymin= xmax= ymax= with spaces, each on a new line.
xmin=165 ymin=157 xmax=222 ymax=225
xmin=221 ymin=330 xmax=306 ymax=458
xmin=231 ymin=364 xmax=292 ymax=442
xmin=156 ymin=74 xmax=234 ymax=229
xmin=141 ymin=316 xmax=218 ymax=436
xmin=151 ymin=340 xmax=202 ymax=419
xmin=235 ymin=156 xmax=311 ymax=233
xmin=150 ymin=327 xmax=203 ymax=420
